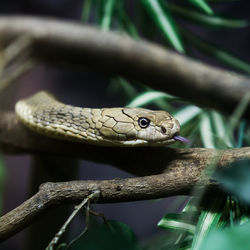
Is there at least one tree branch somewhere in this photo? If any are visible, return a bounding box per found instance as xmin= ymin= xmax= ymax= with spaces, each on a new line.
xmin=1 ymin=111 xmax=250 ymax=176
xmin=0 ymin=167 xmax=219 ymax=242
xmin=1 ymin=16 xmax=250 ymax=242
xmin=0 ymin=16 xmax=249 ymax=117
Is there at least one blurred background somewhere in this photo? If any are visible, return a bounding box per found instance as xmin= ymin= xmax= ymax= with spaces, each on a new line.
xmin=0 ymin=0 xmax=250 ymax=249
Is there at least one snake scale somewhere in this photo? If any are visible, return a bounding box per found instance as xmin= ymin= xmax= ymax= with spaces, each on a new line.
xmin=15 ymin=91 xmax=187 ymax=147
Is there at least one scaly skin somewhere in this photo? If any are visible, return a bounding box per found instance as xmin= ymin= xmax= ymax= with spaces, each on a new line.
xmin=15 ymin=91 xmax=180 ymax=147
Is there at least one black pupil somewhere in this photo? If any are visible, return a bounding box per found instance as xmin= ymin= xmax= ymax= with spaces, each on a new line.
xmin=139 ymin=117 xmax=150 ymax=128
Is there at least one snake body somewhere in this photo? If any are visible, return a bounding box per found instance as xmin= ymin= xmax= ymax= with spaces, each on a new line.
xmin=15 ymin=91 xmax=181 ymax=147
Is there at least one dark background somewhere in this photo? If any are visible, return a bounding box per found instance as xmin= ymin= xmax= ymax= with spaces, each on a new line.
xmin=0 ymin=1 xmax=249 ymax=249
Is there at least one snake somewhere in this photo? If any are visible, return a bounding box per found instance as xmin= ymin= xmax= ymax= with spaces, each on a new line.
xmin=15 ymin=91 xmax=188 ymax=147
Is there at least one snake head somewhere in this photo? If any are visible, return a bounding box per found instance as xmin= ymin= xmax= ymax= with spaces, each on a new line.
xmin=128 ymin=108 xmax=180 ymax=146
xmin=101 ymin=108 xmax=181 ymax=146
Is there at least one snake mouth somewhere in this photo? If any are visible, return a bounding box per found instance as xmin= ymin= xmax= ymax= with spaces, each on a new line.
xmin=173 ymin=135 xmax=190 ymax=144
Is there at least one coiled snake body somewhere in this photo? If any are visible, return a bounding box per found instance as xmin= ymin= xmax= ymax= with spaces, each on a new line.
xmin=15 ymin=91 xmax=182 ymax=147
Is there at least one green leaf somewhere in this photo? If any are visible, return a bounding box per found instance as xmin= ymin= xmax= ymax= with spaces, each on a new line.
xmin=158 ymin=213 xmax=197 ymax=234
xmin=70 ymin=220 xmax=141 ymax=250
xmin=183 ymin=197 xmax=202 ymax=214
xmin=191 ymin=198 xmax=227 ymax=250
xmin=189 ymin=0 xmax=214 ymax=15
xmin=211 ymin=111 xmax=233 ymax=148
xmin=126 ymin=91 xmax=174 ymax=107
xmin=215 ymin=160 xmax=250 ymax=204
xmin=228 ymin=93 xmax=250 ymax=133
xmin=207 ymin=0 xmax=240 ymax=2
xmin=115 ymin=1 xmax=140 ymax=39
xmin=174 ymin=105 xmax=201 ymax=126
xmin=81 ymin=0 xmax=93 ymax=22
xmin=200 ymin=113 xmax=215 ymax=148
xmin=100 ymin=0 xmax=116 ymax=30
xmin=168 ymin=3 xmax=247 ymax=28
xmin=108 ymin=77 xmax=138 ymax=100
xmin=141 ymin=0 xmax=185 ymax=53
xmin=181 ymin=28 xmax=250 ymax=74
xmin=200 ymin=221 xmax=250 ymax=250
xmin=237 ymin=121 xmax=246 ymax=148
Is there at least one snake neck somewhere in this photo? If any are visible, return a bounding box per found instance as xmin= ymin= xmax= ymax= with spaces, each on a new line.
xmin=15 ymin=91 xmax=129 ymax=145
xmin=15 ymin=91 xmax=180 ymax=147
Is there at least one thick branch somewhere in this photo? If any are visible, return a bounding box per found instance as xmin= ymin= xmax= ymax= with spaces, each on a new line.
xmin=1 ymin=111 xmax=250 ymax=177
xmin=0 ymin=16 xmax=250 ymax=117
xmin=0 ymin=170 xmax=218 ymax=241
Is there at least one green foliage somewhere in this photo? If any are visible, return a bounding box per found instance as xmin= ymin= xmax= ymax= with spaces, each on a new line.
xmin=126 ymin=91 xmax=174 ymax=108
xmin=81 ymin=0 xmax=250 ymax=150
xmin=67 ymin=220 xmax=141 ymax=250
xmin=156 ymin=196 xmax=250 ymax=250
xmin=141 ymin=0 xmax=185 ymax=53
xmin=168 ymin=3 xmax=247 ymax=28
xmin=215 ymin=160 xmax=250 ymax=204
xmin=158 ymin=212 xmax=197 ymax=234
xmin=81 ymin=0 xmax=249 ymax=72
xmin=100 ymin=0 xmax=116 ymax=30
xmin=200 ymin=221 xmax=250 ymax=250
xmin=79 ymin=1 xmax=250 ymax=250
xmin=188 ymin=0 xmax=214 ymax=15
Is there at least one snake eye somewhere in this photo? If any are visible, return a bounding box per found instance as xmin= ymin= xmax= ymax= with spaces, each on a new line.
xmin=161 ymin=126 xmax=167 ymax=134
xmin=138 ymin=117 xmax=150 ymax=128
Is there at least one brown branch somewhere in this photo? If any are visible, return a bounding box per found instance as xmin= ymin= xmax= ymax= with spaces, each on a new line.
xmin=1 ymin=16 xmax=250 ymax=242
xmin=0 ymin=16 xmax=249 ymax=117
xmin=1 ymin=113 xmax=250 ymax=241
xmin=0 ymin=168 xmax=219 ymax=242
xmin=1 ymin=111 xmax=250 ymax=176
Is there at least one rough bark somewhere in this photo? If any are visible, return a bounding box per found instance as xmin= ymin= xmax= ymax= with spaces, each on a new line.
xmin=0 ymin=17 xmax=249 ymax=117
xmin=1 ymin=111 xmax=250 ymax=177
xmin=1 ymin=16 xmax=250 ymax=242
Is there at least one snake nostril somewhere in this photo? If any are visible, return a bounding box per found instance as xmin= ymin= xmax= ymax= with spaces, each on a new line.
xmin=161 ymin=126 xmax=167 ymax=134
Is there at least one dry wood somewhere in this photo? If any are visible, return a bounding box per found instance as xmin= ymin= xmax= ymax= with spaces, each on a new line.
xmin=1 ymin=111 xmax=250 ymax=176
xmin=1 ymin=111 xmax=249 ymax=240
xmin=0 ymin=16 xmax=250 ymax=243
xmin=0 ymin=17 xmax=249 ymax=117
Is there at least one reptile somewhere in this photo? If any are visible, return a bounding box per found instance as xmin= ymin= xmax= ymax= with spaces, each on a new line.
xmin=15 ymin=91 xmax=188 ymax=147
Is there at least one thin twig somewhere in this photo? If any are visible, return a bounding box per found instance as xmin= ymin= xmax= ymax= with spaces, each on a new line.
xmin=0 ymin=34 xmax=35 ymax=92
xmin=1 ymin=34 xmax=33 ymax=68
xmin=0 ymin=60 xmax=34 ymax=92
xmin=65 ymin=199 xmax=92 ymax=249
xmin=46 ymin=190 xmax=100 ymax=250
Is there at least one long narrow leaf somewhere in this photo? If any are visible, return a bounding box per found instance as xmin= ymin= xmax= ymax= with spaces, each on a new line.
xmin=211 ymin=111 xmax=233 ymax=148
xmin=141 ymin=0 xmax=185 ymax=53
xmin=158 ymin=213 xmax=196 ymax=234
xmin=126 ymin=91 xmax=174 ymax=107
xmin=228 ymin=93 xmax=250 ymax=133
xmin=189 ymin=0 xmax=214 ymax=15
xmin=168 ymin=3 xmax=247 ymax=28
xmin=81 ymin=0 xmax=93 ymax=22
xmin=100 ymin=0 xmax=116 ymax=30
xmin=207 ymin=0 xmax=240 ymax=2
xmin=181 ymin=28 xmax=250 ymax=74
xmin=174 ymin=106 xmax=201 ymax=126
xmin=200 ymin=113 xmax=215 ymax=148
xmin=191 ymin=198 xmax=227 ymax=250
xmin=237 ymin=121 xmax=246 ymax=148
xmin=116 ymin=1 xmax=140 ymax=39
xmin=108 ymin=77 xmax=137 ymax=99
